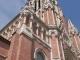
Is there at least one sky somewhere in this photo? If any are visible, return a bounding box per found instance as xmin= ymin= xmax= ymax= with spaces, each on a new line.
xmin=57 ymin=0 xmax=80 ymax=32
xmin=0 ymin=0 xmax=80 ymax=32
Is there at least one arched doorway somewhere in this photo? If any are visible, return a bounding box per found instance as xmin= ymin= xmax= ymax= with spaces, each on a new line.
xmin=64 ymin=49 xmax=77 ymax=60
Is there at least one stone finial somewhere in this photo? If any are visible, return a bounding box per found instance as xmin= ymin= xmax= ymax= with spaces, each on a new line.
xmin=68 ymin=19 xmax=78 ymax=34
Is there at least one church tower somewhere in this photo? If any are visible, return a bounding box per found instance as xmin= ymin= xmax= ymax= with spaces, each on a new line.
xmin=0 ymin=0 xmax=80 ymax=60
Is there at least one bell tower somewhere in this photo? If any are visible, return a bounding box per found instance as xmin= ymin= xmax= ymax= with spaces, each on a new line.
xmin=0 ymin=0 xmax=80 ymax=60
xmin=26 ymin=0 xmax=64 ymax=28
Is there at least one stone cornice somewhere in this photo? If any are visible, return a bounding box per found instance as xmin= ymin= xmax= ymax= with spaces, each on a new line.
xmin=48 ymin=25 xmax=61 ymax=34
xmin=33 ymin=33 xmax=51 ymax=51
xmin=16 ymin=23 xmax=51 ymax=51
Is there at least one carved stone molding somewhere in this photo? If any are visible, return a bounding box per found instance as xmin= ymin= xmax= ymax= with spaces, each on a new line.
xmin=20 ymin=10 xmax=31 ymax=17
xmin=49 ymin=29 xmax=60 ymax=38
xmin=53 ymin=58 xmax=62 ymax=60
xmin=36 ymin=23 xmax=39 ymax=28
xmin=63 ymin=35 xmax=72 ymax=47
xmin=17 ymin=24 xmax=33 ymax=38
xmin=52 ymin=30 xmax=59 ymax=37
xmin=33 ymin=34 xmax=51 ymax=51
xmin=34 ymin=48 xmax=48 ymax=60
xmin=59 ymin=35 xmax=63 ymax=42
xmin=46 ymin=31 xmax=49 ymax=36
xmin=43 ymin=1 xmax=54 ymax=9
xmin=77 ymin=50 xmax=80 ymax=58
xmin=41 ymin=27 xmax=44 ymax=32
xmin=79 ymin=34 xmax=80 ymax=37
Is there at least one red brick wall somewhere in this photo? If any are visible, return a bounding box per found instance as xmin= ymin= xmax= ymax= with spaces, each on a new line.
xmin=7 ymin=33 xmax=32 ymax=60
xmin=0 ymin=39 xmax=10 ymax=58
xmin=48 ymin=8 xmax=53 ymax=25
xmin=61 ymin=15 xmax=68 ymax=31
xmin=44 ymin=9 xmax=48 ymax=24
xmin=7 ymin=33 xmax=20 ymax=60
xmin=51 ymin=33 xmax=59 ymax=58
xmin=16 ymin=34 xmax=32 ymax=60
xmin=34 ymin=40 xmax=51 ymax=60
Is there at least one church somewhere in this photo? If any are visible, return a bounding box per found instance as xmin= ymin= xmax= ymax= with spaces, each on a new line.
xmin=0 ymin=0 xmax=80 ymax=60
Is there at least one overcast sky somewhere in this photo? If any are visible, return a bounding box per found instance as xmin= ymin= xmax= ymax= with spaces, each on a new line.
xmin=0 ymin=0 xmax=80 ymax=32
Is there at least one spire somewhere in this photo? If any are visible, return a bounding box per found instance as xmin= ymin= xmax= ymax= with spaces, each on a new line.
xmin=20 ymin=0 xmax=64 ymax=27
xmin=68 ymin=19 xmax=78 ymax=34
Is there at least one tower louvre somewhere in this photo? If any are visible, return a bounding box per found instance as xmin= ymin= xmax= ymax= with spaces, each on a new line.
xmin=0 ymin=0 xmax=80 ymax=60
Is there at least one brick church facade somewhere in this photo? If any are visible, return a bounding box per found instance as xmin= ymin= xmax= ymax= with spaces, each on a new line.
xmin=0 ymin=0 xmax=80 ymax=60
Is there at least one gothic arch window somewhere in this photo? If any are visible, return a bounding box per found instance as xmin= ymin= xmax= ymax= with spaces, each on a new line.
xmin=34 ymin=1 xmax=37 ymax=12
xmin=36 ymin=52 xmax=44 ymax=60
xmin=38 ymin=0 xmax=40 ymax=9
xmin=35 ymin=48 xmax=47 ymax=60
xmin=38 ymin=26 xmax=41 ymax=37
xmin=43 ymin=30 xmax=46 ymax=40
xmin=33 ymin=22 xmax=37 ymax=34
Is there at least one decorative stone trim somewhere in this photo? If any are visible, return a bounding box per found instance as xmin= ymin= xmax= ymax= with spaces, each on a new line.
xmin=43 ymin=0 xmax=54 ymax=9
xmin=79 ymin=34 xmax=80 ymax=38
xmin=63 ymin=34 xmax=72 ymax=47
xmin=0 ymin=54 xmax=7 ymax=59
xmin=53 ymin=58 xmax=62 ymax=60
xmin=71 ymin=47 xmax=76 ymax=53
xmin=13 ymin=23 xmax=16 ymax=27
xmin=8 ymin=35 xmax=12 ymax=41
xmin=46 ymin=31 xmax=49 ymax=36
xmin=77 ymin=50 xmax=80 ymax=58
xmin=34 ymin=48 xmax=48 ymax=60
xmin=41 ymin=27 xmax=44 ymax=32
xmin=36 ymin=23 xmax=39 ymax=28
xmin=33 ymin=33 xmax=51 ymax=51
xmin=20 ymin=8 xmax=32 ymax=18
xmin=66 ymin=40 xmax=72 ymax=47
xmin=52 ymin=30 xmax=59 ymax=37
xmin=17 ymin=24 xmax=33 ymax=38
xmin=3 ymin=31 xmax=7 ymax=36
xmin=48 ymin=30 xmax=51 ymax=34
xmin=17 ymin=21 xmax=21 ymax=29
xmin=59 ymin=35 xmax=63 ymax=42
xmin=68 ymin=19 xmax=79 ymax=35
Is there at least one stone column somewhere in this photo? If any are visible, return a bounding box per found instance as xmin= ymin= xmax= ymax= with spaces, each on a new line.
xmin=36 ymin=24 xmax=39 ymax=36
xmin=46 ymin=31 xmax=49 ymax=44
xmin=23 ymin=15 xmax=26 ymax=24
xmin=30 ymin=15 xmax=33 ymax=29
xmin=36 ymin=0 xmax=38 ymax=16
xmin=41 ymin=27 xmax=44 ymax=40
xmin=17 ymin=21 xmax=21 ymax=29
xmin=41 ymin=0 xmax=42 ymax=20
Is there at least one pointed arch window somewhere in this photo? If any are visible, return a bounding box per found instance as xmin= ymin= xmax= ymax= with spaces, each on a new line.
xmin=36 ymin=52 xmax=44 ymax=60
xmin=38 ymin=0 xmax=41 ymax=9
xmin=35 ymin=1 xmax=37 ymax=12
